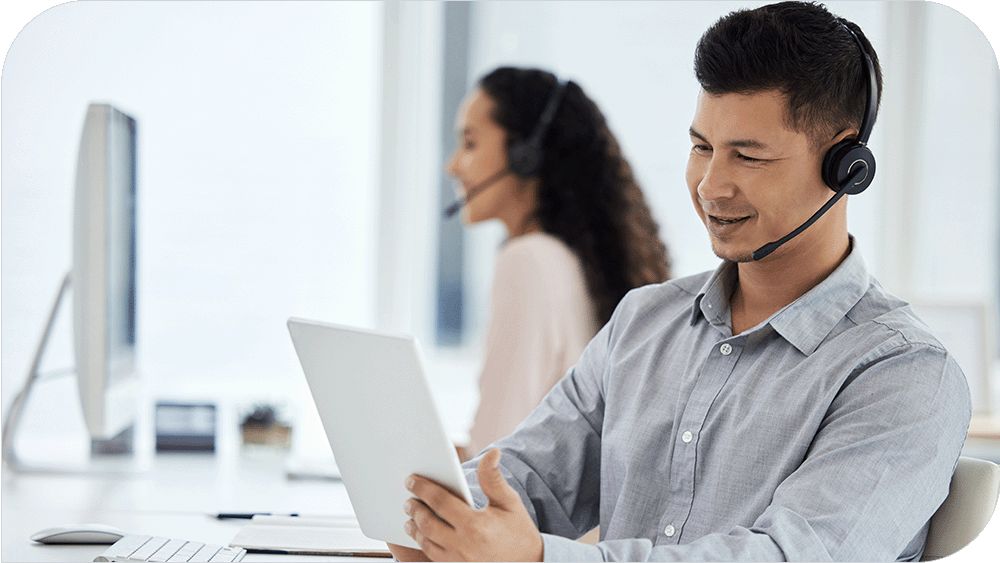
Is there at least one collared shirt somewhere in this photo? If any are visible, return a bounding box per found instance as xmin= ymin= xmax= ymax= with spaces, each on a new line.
xmin=463 ymin=238 xmax=971 ymax=561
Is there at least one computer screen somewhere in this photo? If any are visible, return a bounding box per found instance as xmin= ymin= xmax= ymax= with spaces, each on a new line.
xmin=104 ymin=106 xmax=137 ymax=385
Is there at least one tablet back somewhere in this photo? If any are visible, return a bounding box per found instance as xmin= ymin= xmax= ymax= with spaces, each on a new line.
xmin=287 ymin=318 xmax=473 ymax=549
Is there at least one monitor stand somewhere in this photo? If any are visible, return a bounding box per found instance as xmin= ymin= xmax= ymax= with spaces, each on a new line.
xmin=1 ymin=271 xmax=144 ymax=476
xmin=92 ymin=425 xmax=135 ymax=456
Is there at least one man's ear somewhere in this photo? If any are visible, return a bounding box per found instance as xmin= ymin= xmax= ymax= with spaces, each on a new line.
xmin=814 ymin=127 xmax=858 ymax=161
xmin=826 ymin=127 xmax=859 ymax=150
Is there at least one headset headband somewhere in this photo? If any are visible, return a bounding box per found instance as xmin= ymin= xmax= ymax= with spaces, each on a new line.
xmin=526 ymin=80 xmax=567 ymax=147
xmin=840 ymin=22 xmax=877 ymax=145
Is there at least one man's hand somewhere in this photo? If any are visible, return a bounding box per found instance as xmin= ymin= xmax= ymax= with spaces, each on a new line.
xmin=386 ymin=543 xmax=429 ymax=562
xmin=403 ymin=448 xmax=544 ymax=561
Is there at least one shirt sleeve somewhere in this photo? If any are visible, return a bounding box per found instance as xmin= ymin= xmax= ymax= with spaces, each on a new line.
xmin=538 ymin=342 xmax=972 ymax=561
xmin=467 ymin=241 xmax=561 ymax=455
xmin=462 ymin=304 xmax=615 ymax=540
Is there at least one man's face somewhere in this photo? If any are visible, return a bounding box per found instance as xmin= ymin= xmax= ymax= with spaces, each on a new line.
xmin=686 ymin=90 xmax=835 ymax=263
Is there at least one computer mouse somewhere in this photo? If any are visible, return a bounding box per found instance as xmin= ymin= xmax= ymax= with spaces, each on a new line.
xmin=30 ymin=524 xmax=125 ymax=544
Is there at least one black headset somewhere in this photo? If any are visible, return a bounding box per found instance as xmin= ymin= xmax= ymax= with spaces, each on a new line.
xmin=444 ymin=79 xmax=567 ymax=217
xmin=751 ymin=21 xmax=878 ymax=260
xmin=507 ymin=80 xmax=567 ymax=177
xmin=821 ymin=23 xmax=878 ymax=195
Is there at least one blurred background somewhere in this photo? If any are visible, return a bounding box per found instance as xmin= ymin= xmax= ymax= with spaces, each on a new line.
xmin=2 ymin=1 xmax=998 ymax=463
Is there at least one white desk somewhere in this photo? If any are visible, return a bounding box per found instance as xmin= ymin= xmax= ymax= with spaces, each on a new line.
xmin=0 ymin=347 xmax=485 ymax=563
xmin=2 ymin=449 xmax=373 ymax=562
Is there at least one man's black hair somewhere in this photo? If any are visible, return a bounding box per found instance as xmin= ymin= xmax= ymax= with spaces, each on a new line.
xmin=694 ymin=1 xmax=883 ymax=148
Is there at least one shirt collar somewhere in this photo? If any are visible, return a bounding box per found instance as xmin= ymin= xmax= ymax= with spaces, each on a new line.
xmin=690 ymin=261 xmax=737 ymax=332
xmin=691 ymin=236 xmax=871 ymax=355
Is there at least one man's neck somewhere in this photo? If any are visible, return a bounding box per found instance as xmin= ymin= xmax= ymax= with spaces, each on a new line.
xmin=731 ymin=233 xmax=851 ymax=335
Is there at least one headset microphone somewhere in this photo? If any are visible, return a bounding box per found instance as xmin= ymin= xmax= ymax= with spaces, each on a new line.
xmin=751 ymin=22 xmax=877 ymax=261
xmin=443 ymin=168 xmax=512 ymax=218
xmin=751 ymin=166 xmax=867 ymax=260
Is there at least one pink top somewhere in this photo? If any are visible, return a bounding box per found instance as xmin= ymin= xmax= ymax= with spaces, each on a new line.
xmin=467 ymin=232 xmax=599 ymax=455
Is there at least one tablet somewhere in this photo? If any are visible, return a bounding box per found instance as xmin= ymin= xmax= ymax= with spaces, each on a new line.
xmin=287 ymin=318 xmax=474 ymax=549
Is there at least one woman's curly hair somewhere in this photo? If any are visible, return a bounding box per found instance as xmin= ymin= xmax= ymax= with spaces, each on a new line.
xmin=479 ymin=67 xmax=671 ymax=325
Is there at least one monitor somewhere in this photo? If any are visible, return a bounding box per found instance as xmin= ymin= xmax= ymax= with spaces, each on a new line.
xmin=72 ymin=103 xmax=139 ymax=442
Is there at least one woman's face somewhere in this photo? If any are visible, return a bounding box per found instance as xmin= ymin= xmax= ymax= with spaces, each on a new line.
xmin=445 ymin=89 xmax=521 ymax=224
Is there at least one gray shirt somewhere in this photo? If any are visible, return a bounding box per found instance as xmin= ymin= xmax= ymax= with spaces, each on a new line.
xmin=463 ymin=239 xmax=971 ymax=561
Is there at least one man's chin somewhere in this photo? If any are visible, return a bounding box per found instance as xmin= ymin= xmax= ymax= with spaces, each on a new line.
xmin=709 ymin=239 xmax=755 ymax=263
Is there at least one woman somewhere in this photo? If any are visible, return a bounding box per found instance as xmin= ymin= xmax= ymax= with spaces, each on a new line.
xmin=447 ymin=67 xmax=671 ymax=459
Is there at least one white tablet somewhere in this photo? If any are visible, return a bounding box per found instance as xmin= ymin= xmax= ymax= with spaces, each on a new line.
xmin=286 ymin=318 xmax=474 ymax=549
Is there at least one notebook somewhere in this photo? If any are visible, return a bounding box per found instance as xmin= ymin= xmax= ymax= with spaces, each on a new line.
xmin=229 ymin=515 xmax=391 ymax=558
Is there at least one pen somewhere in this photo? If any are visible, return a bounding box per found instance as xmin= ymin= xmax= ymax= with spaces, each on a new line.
xmin=214 ymin=512 xmax=300 ymax=520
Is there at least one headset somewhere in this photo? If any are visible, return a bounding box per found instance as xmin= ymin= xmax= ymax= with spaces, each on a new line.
xmin=444 ymin=80 xmax=568 ymax=218
xmin=751 ymin=21 xmax=878 ymax=261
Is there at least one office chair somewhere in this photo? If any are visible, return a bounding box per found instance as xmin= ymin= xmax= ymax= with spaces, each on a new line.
xmin=922 ymin=456 xmax=1000 ymax=560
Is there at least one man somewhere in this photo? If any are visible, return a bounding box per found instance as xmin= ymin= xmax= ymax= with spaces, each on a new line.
xmin=391 ymin=2 xmax=971 ymax=561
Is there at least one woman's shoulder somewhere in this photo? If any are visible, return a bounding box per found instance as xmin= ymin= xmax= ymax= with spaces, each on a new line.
xmin=494 ymin=232 xmax=586 ymax=294
xmin=498 ymin=231 xmax=576 ymax=266
xmin=493 ymin=232 xmax=593 ymax=323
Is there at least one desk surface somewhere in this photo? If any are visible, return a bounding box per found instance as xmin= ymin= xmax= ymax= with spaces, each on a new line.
xmin=2 ymin=449 xmax=371 ymax=562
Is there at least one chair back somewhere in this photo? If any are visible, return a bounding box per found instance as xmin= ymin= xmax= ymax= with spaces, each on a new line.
xmin=922 ymin=456 xmax=1000 ymax=560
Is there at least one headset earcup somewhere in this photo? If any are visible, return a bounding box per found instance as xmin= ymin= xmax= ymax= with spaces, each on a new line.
xmin=821 ymin=139 xmax=853 ymax=190
xmin=822 ymin=140 xmax=876 ymax=195
xmin=507 ymin=140 xmax=542 ymax=178
xmin=507 ymin=141 xmax=542 ymax=178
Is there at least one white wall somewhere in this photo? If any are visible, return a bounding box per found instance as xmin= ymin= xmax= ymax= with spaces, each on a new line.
xmin=375 ymin=1 xmax=445 ymax=344
xmin=912 ymin=3 xmax=999 ymax=301
xmin=1 ymin=1 xmax=382 ymax=410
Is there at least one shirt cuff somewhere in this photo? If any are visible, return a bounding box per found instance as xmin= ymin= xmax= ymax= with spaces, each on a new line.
xmin=542 ymin=533 xmax=603 ymax=562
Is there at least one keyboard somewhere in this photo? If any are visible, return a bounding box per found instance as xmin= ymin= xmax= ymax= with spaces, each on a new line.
xmin=93 ymin=534 xmax=245 ymax=562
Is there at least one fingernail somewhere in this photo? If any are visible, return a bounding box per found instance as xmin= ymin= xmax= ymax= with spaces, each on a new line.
xmin=403 ymin=500 xmax=413 ymax=515
xmin=406 ymin=476 xmax=416 ymax=490
xmin=404 ymin=520 xmax=415 ymax=535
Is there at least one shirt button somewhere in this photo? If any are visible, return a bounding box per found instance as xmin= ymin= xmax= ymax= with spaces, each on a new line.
xmin=664 ymin=524 xmax=676 ymax=537
xmin=682 ymin=431 xmax=693 ymax=443
xmin=720 ymin=343 xmax=732 ymax=355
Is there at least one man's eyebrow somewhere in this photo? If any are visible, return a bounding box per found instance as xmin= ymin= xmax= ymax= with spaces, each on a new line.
xmin=689 ymin=127 xmax=708 ymax=142
xmin=689 ymin=127 xmax=770 ymax=150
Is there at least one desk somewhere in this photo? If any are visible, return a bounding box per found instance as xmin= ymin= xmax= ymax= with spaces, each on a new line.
xmin=0 ymin=357 xmax=478 ymax=563
xmin=2 ymin=449 xmax=371 ymax=562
